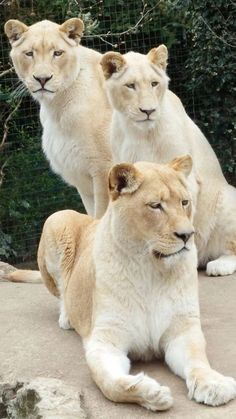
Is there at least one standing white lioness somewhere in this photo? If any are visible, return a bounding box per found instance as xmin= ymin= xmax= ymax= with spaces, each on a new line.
xmin=8 ymin=156 xmax=236 ymax=411
xmin=4 ymin=18 xmax=112 ymax=218
xmin=101 ymin=46 xmax=236 ymax=276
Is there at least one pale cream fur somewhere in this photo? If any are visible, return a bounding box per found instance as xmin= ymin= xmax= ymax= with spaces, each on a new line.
xmin=4 ymin=18 xmax=112 ymax=218
xmin=101 ymin=46 xmax=236 ymax=275
xmin=8 ymin=156 xmax=236 ymax=411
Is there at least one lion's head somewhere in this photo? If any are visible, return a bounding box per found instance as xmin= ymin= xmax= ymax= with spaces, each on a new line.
xmin=4 ymin=18 xmax=84 ymax=101
xmin=101 ymin=45 xmax=169 ymax=129
xmin=108 ymin=155 xmax=195 ymax=263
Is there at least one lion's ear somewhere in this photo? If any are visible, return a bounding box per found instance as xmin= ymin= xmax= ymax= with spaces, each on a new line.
xmin=101 ymin=52 xmax=126 ymax=80
xmin=108 ymin=163 xmax=144 ymax=200
xmin=60 ymin=18 xmax=84 ymax=45
xmin=169 ymin=155 xmax=193 ymax=177
xmin=4 ymin=20 xmax=28 ymax=44
xmin=147 ymin=45 xmax=168 ymax=71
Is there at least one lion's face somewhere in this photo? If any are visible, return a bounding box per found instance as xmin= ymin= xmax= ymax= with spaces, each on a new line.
xmin=101 ymin=46 xmax=169 ymax=129
xmin=4 ymin=18 xmax=84 ymax=101
xmin=108 ymin=155 xmax=195 ymax=262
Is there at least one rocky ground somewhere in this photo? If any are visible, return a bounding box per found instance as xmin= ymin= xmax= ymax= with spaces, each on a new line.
xmin=0 ymin=262 xmax=236 ymax=418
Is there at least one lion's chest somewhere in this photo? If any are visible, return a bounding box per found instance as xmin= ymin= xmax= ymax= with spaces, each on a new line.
xmin=119 ymin=137 xmax=158 ymax=163
xmin=127 ymin=287 xmax=174 ymax=360
xmin=117 ymin=129 xmax=188 ymax=165
xmin=40 ymin=108 xmax=91 ymax=190
xmin=94 ymin=257 xmax=192 ymax=360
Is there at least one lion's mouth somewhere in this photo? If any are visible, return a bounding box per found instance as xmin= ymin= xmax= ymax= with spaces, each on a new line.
xmin=33 ymin=88 xmax=55 ymax=93
xmin=153 ymin=247 xmax=189 ymax=259
xmin=136 ymin=118 xmax=154 ymax=123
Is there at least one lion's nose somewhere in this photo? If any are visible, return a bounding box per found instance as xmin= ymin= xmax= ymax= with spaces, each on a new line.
xmin=174 ymin=231 xmax=194 ymax=244
xmin=33 ymin=75 xmax=53 ymax=88
xmin=139 ymin=108 xmax=156 ymax=116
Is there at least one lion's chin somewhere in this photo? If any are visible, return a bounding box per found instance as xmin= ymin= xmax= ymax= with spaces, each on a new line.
xmin=152 ymin=247 xmax=189 ymax=259
xmin=134 ymin=119 xmax=156 ymax=131
xmin=32 ymin=90 xmax=56 ymax=101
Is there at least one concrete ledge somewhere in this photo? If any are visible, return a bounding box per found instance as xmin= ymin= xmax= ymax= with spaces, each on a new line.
xmin=0 ymin=270 xmax=236 ymax=418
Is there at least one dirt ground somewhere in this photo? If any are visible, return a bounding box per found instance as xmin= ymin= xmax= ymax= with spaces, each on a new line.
xmin=1 ymin=270 xmax=236 ymax=418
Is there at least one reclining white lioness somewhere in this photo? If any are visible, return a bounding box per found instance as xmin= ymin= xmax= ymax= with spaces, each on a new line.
xmin=8 ymin=156 xmax=236 ymax=411
xmin=101 ymin=46 xmax=236 ymax=276
xmin=4 ymin=18 xmax=112 ymax=218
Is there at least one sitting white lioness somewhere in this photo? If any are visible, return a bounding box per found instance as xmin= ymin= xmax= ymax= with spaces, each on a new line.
xmin=8 ymin=156 xmax=236 ymax=411
xmin=101 ymin=46 xmax=236 ymax=276
xmin=4 ymin=18 xmax=112 ymax=218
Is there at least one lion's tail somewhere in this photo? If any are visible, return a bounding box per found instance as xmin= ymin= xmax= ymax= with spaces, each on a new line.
xmin=7 ymin=269 xmax=42 ymax=283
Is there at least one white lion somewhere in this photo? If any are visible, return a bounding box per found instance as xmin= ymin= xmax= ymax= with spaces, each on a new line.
xmin=8 ymin=156 xmax=236 ymax=411
xmin=101 ymin=45 xmax=236 ymax=276
xmin=5 ymin=18 xmax=112 ymax=218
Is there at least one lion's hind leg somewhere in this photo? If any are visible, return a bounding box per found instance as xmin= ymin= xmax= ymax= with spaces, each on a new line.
xmin=206 ymin=184 xmax=236 ymax=276
xmin=58 ymin=299 xmax=72 ymax=330
xmin=206 ymin=254 xmax=236 ymax=276
xmin=38 ymin=231 xmax=71 ymax=329
xmin=38 ymin=210 xmax=82 ymax=329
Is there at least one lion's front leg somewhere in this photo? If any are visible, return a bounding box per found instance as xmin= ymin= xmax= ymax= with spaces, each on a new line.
xmin=93 ymin=173 xmax=110 ymax=218
xmin=164 ymin=318 xmax=236 ymax=406
xmin=84 ymin=337 xmax=173 ymax=411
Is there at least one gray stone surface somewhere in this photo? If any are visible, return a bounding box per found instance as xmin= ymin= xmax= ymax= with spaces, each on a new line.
xmin=0 ymin=269 xmax=236 ymax=418
xmin=0 ymin=378 xmax=86 ymax=419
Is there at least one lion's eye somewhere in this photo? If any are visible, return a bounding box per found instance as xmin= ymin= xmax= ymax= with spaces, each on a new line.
xmin=151 ymin=81 xmax=158 ymax=87
xmin=53 ymin=50 xmax=64 ymax=57
xmin=148 ymin=202 xmax=163 ymax=210
xmin=125 ymin=83 xmax=135 ymax=90
xmin=25 ymin=51 xmax=33 ymax=57
xmin=182 ymin=200 xmax=189 ymax=207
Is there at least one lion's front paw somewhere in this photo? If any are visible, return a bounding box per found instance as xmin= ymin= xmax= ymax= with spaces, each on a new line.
xmin=206 ymin=259 xmax=236 ymax=276
xmin=187 ymin=368 xmax=236 ymax=406
xmin=121 ymin=373 xmax=173 ymax=411
xmin=140 ymin=379 xmax=173 ymax=411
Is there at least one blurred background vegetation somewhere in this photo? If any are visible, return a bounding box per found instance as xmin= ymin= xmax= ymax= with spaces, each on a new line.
xmin=0 ymin=0 xmax=235 ymax=264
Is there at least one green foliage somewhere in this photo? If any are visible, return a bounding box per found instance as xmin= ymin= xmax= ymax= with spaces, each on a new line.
xmin=0 ymin=0 xmax=235 ymax=263
xmin=0 ymin=230 xmax=16 ymax=259
xmin=0 ymin=113 xmax=83 ymax=262
xmin=183 ymin=0 xmax=236 ymax=180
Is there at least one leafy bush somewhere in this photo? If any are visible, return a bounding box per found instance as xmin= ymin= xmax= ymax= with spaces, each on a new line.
xmin=183 ymin=0 xmax=236 ymax=181
xmin=0 ymin=111 xmax=83 ymax=261
xmin=0 ymin=0 xmax=235 ymax=263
